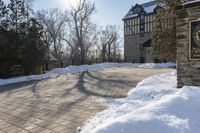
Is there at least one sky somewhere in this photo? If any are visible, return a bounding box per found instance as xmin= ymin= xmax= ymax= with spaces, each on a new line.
xmin=33 ymin=0 xmax=150 ymax=26
xmin=4 ymin=0 xmax=150 ymax=26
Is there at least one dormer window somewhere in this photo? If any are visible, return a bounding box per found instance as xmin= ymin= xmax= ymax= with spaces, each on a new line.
xmin=155 ymin=7 xmax=163 ymax=17
xmin=140 ymin=12 xmax=145 ymax=37
xmin=134 ymin=7 xmax=141 ymax=13
xmin=140 ymin=12 xmax=145 ymax=24
xmin=123 ymin=1 xmax=160 ymax=36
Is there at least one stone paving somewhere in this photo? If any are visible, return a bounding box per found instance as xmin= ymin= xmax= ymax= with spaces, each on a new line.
xmin=0 ymin=67 xmax=174 ymax=133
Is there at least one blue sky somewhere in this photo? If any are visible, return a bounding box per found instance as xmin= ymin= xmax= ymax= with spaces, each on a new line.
xmin=4 ymin=0 xmax=150 ymax=26
xmin=34 ymin=0 xmax=150 ymax=26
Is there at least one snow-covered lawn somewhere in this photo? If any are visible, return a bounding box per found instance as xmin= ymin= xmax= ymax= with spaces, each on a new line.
xmin=80 ymin=71 xmax=200 ymax=133
xmin=0 ymin=62 xmax=175 ymax=86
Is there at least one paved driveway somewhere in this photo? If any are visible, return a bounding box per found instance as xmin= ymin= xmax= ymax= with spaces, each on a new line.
xmin=0 ymin=67 xmax=174 ymax=133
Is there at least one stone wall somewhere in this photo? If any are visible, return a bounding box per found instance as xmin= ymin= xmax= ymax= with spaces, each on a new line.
xmin=176 ymin=1 xmax=200 ymax=88
xmin=124 ymin=33 xmax=153 ymax=63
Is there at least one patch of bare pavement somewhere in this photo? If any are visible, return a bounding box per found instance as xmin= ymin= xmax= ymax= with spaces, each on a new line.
xmin=0 ymin=67 xmax=174 ymax=133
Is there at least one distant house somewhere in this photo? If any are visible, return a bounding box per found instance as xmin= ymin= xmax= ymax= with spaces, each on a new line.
xmin=123 ymin=1 xmax=162 ymax=63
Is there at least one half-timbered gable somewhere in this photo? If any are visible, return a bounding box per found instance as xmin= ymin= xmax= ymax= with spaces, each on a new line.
xmin=123 ymin=1 xmax=162 ymax=63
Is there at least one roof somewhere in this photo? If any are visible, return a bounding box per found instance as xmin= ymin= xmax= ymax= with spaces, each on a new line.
xmin=181 ymin=0 xmax=199 ymax=5
xmin=177 ymin=0 xmax=200 ymax=10
xmin=123 ymin=1 xmax=161 ymax=20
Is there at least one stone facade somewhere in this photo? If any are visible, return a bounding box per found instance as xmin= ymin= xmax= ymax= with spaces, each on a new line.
xmin=124 ymin=33 xmax=152 ymax=63
xmin=176 ymin=1 xmax=200 ymax=88
xmin=123 ymin=1 xmax=160 ymax=63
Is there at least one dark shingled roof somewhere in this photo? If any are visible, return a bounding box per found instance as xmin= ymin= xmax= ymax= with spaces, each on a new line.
xmin=123 ymin=1 xmax=162 ymax=20
xmin=123 ymin=0 xmax=199 ymax=20
xmin=181 ymin=0 xmax=199 ymax=4
xmin=177 ymin=0 xmax=200 ymax=10
xmin=123 ymin=1 xmax=161 ymax=20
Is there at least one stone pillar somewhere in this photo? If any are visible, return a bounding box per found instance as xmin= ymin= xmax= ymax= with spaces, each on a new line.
xmin=176 ymin=1 xmax=200 ymax=88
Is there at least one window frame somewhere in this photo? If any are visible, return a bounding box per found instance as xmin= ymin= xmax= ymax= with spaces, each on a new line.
xmin=124 ymin=13 xmax=155 ymax=36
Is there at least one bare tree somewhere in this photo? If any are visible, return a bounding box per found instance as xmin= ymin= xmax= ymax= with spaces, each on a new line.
xmin=36 ymin=9 xmax=68 ymax=60
xmin=62 ymin=31 xmax=79 ymax=65
xmin=99 ymin=25 xmax=121 ymax=62
xmin=67 ymin=0 xmax=96 ymax=64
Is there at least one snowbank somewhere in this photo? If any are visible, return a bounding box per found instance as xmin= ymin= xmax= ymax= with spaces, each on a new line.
xmin=80 ymin=71 xmax=200 ymax=133
xmin=0 ymin=62 xmax=175 ymax=86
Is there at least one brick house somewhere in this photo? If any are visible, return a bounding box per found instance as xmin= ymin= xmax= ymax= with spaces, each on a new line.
xmin=123 ymin=1 xmax=162 ymax=63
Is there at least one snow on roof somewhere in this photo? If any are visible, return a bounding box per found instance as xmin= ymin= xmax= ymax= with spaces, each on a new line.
xmin=181 ymin=0 xmax=200 ymax=5
xmin=123 ymin=13 xmax=138 ymax=20
xmin=143 ymin=3 xmax=158 ymax=13
xmin=123 ymin=1 xmax=160 ymax=20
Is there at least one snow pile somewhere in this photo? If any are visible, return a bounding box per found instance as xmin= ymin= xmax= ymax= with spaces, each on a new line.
xmin=50 ymin=62 xmax=175 ymax=75
xmin=81 ymin=71 xmax=200 ymax=133
xmin=0 ymin=62 xmax=175 ymax=86
xmin=0 ymin=70 xmax=61 ymax=86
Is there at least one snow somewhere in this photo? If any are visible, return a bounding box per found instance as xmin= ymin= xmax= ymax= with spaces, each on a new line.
xmin=0 ymin=62 xmax=175 ymax=86
xmin=182 ymin=0 xmax=200 ymax=5
xmin=144 ymin=4 xmax=157 ymax=13
xmin=123 ymin=13 xmax=138 ymax=20
xmin=123 ymin=1 xmax=159 ymax=20
xmin=80 ymin=71 xmax=200 ymax=133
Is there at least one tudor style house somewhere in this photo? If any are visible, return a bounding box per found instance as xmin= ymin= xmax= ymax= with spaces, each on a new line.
xmin=123 ymin=1 xmax=162 ymax=63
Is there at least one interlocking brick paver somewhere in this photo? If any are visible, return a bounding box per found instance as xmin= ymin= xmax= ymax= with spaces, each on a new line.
xmin=2 ymin=125 xmax=16 ymax=132
xmin=0 ymin=130 xmax=5 ymax=133
xmin=59 ymin=120 xmax=71 ymax=126
xmin=54 ymin=119 xmax=65 ymax=124
xmin=46 ymin=123 xmax=60 ymax=130
xmin=0 ymin=68 xmax=173 ymax=133
xmin=0 ymin=122 xmax=12 ymax=129
xmin=6 ymin=127 xmax=22 ymax=133
xmin=52 ymin=126 xmax=66 ymax=132
xmin=40 ymin=129 xmax=53 ymax=133
xmin=28 ymin=126 xmax=45 ymax=133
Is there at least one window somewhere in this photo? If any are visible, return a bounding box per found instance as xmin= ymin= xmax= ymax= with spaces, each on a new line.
xmin=143 ymin=14 xmax=154 ymax=33
xmin=140 ymin=14 xmax=145 ymax=24
xmin=134 ymin=7 xmax=141 ymax=13
xmin=140 ymin=13 xmax=145 ymax=36
xmin=155 ymin=8 xmax=161 ymax=17
xmin=124 ymin=18 xmax=140 ymax=36
xmin=124 ymin=13 xmax=155 ymax=36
